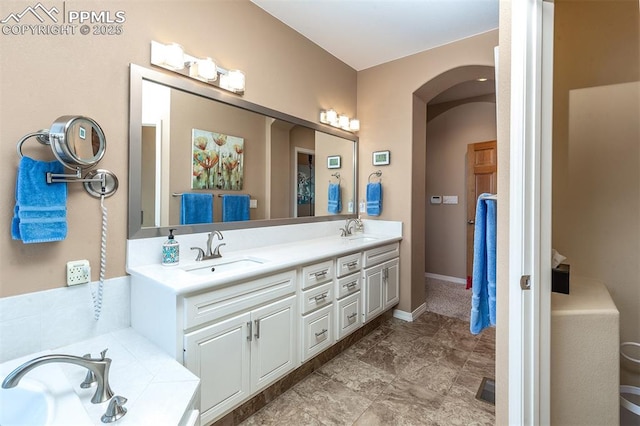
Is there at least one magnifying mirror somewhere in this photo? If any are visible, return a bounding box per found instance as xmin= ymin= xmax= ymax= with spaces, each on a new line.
xmin=49 ymin=115 xmax=106 ymax=170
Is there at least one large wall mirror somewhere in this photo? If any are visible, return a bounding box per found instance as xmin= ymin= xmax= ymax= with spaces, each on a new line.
xmin=128 ymin=64 xmax=358 ymax=239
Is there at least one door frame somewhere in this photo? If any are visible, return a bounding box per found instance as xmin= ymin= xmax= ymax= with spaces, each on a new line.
xmin=293 ymin=147 xmax=315 ymax=218
xmin=508 ymin=0 xmax=553 ymax=424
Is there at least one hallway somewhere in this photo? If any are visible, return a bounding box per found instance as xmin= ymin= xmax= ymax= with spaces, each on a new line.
xmin=241 ymin=311 xmax=495 ymax=425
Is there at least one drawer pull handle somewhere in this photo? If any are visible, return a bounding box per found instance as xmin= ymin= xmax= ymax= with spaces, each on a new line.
xmin=314 ymin=293 xmax=328 ymax=302
xmin=343 ymin=281 xmax=357 ymax=289
xmin=247 ymin=321 xmax=253 ymax=342
xmin=315 ymin=329 xmax=328 ymax=338
xmin=347 ymin=312 xmax=358 ymax=321
xmin=346 ymin=261 xmax=358 ymax=269
xmin=313 ymin=270 xmax=328 ymax=279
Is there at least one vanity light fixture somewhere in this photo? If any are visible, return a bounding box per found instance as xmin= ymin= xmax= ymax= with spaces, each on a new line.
xmin=319 ymin=108 xmax=360 ymax=133
xmin=150 ymin=41 xmax=245 ymax=95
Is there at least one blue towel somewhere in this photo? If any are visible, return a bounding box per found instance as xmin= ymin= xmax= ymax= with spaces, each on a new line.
xmin=12 ymin=157 xmax=67 ymax=244
xmin=180 ymin=193 xmax=213 ymax=225
xmin=366 ymin=182 xmax=382 ymax=216
xmin=221 ymin=194 xmax=250 ymax=222
xmin=327 ymin=183 xmax=341 ymax=214
xmin=470 ymin=194 xmax=497 ymax=334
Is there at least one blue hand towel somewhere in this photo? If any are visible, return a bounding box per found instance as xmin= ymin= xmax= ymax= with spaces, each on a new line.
xmin=12 ymin=157 xmax=67 ymax=244
xmin=366 ymin=182 xmax=382 ymax=216
xmin=180 ymin=193 xmax=213 ymax=225
xmin=327 ymin=183 xmax=342 ymax=214
xmin=470 ymin=194 xmax=497 ymax=334
xmin=222 ymin=194 xmax=250 ymax=222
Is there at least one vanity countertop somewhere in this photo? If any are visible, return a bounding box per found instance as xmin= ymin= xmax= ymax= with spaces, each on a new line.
xmin=0 ymin=327 xmax=199 ymax=426
xmin=128 ymin=232 xmax=402 ymax=295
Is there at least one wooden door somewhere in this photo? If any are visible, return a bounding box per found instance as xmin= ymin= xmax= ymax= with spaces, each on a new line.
xmin=466 ymin=140 xmax=497 ymax=287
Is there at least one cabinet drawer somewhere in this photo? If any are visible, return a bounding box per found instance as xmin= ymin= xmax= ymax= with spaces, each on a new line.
xmin=300 ymin=282 xmax=333 ymax=315
xmin=335 ymin=271 xmax=361 ymax=299
xmin=301 ymin=260 xmax=334 ymax=289
xmin=336 ymin=291 xmax=362 ymax=341
xmin=336 ymin=252 xmax=361 ymax=277
xmin=301 ymin=304 xmax=333 ymax=361
xmin=362 ymin=243 xmax=400 ymax=268
xmin=184 ymin=270 xmax=296 ymax=330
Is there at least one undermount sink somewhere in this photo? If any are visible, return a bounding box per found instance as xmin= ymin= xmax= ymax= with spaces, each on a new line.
xmin=346 ymin=235 xmax=379 ymax=243
xmin=182 ymin=256 xmax=267 ymax=276
xmin=0 ymin=361 xmax=91 ymax=426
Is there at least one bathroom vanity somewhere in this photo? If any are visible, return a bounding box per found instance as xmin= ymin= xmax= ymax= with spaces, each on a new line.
xmin=127 ymin=220 xmax=402 ymax=425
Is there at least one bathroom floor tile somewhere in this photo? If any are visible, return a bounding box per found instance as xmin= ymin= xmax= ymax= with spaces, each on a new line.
xmin=240 ymin=308 xmax=495 ymax=426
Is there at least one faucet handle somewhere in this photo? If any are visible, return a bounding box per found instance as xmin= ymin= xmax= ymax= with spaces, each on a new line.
xmin=101 ymin=395 xmax=127 ymax=423
xmin=191 ymin=247 xmax=205 ymax=261
xmin=99 ymin=349 xmax=108 ymax=360
xmin=213 ymin=242 xmax=226 ymax=257
xmin=80 ymin=353 xmax=97 ymax=388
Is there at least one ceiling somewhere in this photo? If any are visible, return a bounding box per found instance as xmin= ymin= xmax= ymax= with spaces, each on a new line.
xmin=250 ymin=0 xmax=499 ymax=72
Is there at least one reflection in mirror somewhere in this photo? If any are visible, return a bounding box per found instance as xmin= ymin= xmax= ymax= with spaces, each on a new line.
xmin=129 ymin=64 xmax=358 ymax=239
xmin=50 ymin=116 xmax=106 ymax=169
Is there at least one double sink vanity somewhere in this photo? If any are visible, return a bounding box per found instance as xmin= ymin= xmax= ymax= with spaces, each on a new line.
xmin=127 ymin=219 xmax=402 ymax=425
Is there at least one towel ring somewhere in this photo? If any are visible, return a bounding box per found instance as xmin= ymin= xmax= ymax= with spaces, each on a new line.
xmin=368 ymin=170 xmax=382 ymax=183
xmin=16 ymin=130 xmax=50 ymax=158
xmin=330 ymin=172 xmax=340 ymax=183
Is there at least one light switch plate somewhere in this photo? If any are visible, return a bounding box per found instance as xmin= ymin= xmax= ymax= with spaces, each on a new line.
xmin=443 ymin=195 xmax=458 ymax=204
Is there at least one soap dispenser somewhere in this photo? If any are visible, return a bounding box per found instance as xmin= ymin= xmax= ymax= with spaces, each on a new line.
xmin=162 ymin=229 xmax=180 ymax=266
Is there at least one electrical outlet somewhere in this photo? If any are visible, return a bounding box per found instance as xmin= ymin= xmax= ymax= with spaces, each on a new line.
xmin=67 ymin=260 xmax=90 ymax=286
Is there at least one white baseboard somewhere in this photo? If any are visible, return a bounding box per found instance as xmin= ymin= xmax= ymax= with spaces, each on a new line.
xmin=425 ymin=273 xmax=466 ymax=285
xmin=393 ymin=302 xmax=427 ymax=322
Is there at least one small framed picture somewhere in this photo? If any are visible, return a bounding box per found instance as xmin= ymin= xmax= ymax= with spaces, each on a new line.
xmin=327 ymin=155 xmax=341 ymax=169
xmin=373 ymin=150 xmax=390 ymax=166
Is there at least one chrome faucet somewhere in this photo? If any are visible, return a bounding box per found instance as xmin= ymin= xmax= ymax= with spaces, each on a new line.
xmin=340 ymin=218 xmax=363 ymax=236
xmin=2 ymin=349 xmax=114 ymax=404
xmin=191 ymin=230 xmax=225 ymax=261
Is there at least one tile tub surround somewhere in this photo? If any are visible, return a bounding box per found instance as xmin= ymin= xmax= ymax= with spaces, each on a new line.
xmin=238 ymin=311 xmax=496 ymax=425
xmin=0 ymin=276 xmax=130 ymax=363
xmin=0 ymin=327 xmax=200 ymax=425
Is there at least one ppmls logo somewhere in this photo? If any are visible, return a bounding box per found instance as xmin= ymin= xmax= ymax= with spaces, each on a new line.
xmin=1 ymin=2 xmax=126 ymax=36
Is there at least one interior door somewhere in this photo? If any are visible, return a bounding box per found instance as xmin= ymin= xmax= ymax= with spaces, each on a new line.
xmin=466 ymin=140 xmax=497 ymax=288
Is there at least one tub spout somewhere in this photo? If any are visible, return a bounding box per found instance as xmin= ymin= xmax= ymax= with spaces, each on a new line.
xmin=2 ymin=349 xmax=114 ymax=404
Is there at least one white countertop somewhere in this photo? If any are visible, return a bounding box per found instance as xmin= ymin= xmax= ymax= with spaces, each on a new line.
xmin=128 ymin=233 xmax=402 ymax=295
xmin=0 ymin=328 xmax=199 ymax=426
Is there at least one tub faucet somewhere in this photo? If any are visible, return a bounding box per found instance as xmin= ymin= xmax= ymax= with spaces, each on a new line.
xmin=2 ymin=349 xmax=114 ymax=404
xmin=191 ymin=230 xmax=225 ymax=261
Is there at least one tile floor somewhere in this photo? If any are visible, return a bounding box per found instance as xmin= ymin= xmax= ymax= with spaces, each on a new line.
xmin=240 ymin=311 xmax=495 ymax=425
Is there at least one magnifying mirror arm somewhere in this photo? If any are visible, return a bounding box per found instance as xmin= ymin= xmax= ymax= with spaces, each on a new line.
xmin=46 ymin=167 xmax=103 ymax=184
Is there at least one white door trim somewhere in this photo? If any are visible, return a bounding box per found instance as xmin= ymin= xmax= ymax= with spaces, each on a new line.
xmin=508 ymin=0 xmax=553 ymax=424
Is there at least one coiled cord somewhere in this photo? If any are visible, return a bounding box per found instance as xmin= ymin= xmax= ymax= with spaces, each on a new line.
xmin=91 ymin=194 xmax=108 ymax=321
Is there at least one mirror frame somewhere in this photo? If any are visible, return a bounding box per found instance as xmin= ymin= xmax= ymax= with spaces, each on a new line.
xmin=128 ymin=64 xmax=358 ymax=239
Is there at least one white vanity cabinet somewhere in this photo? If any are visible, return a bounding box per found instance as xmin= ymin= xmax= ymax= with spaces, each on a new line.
xmin=299 ymin=260 xmax=335 ymax=361
xmin=362 ymin=243 xmax=400 ymax=323
xmin=334 ymin=253 xmax=363 ymax=340
xmin=182 ymin=270 xmax=297 ymax=425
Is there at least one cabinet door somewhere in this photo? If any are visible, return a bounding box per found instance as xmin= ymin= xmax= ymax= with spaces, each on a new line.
xmin=250 ymin=295 xmax=297 ymax=392
xmin=383 ymin=258 xmax=400 ymax=309
xmin=362 ymin=264 xmax=384 ymax=323
xmin=336 ymin=291 xmax=362 ymax=340
xmin=184 ymin=312 xmax=251 ymax=425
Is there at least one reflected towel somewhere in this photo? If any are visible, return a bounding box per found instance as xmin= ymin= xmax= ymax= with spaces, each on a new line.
xmin=180 ymin=193 xmax=213 ymax=225
xmin=12 ymin=157 xmax=67 ymax=243
xmin=366 ymin=182 xmax=382 ymax=216
xmin=328 ymin=183 xmax=342 ymax=214
xmin=222 ymin=194 xmax=250 ymax=222
xmin=470 ymin=194 xmax=497 ymax=335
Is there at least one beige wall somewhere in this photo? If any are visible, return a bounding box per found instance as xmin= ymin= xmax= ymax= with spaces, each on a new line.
xmin=425 ymin=101 xmax=497 ymax=279
xmin=0 ymin=0 xmax=356 ymax=297
xmin=553 ymin=0 xmax=640 ymax=344
xmin=358 ymin=30 xmax=499 ymax=313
